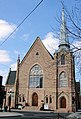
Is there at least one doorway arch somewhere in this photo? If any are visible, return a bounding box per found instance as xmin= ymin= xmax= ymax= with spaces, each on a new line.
xmin=60 ymin=97 xmax=66 ymax=108
xmin=32 ymin=93 xmax=38 ymax=106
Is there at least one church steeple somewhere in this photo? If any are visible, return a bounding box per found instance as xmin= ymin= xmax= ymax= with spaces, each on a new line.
xmin=59 ymin=7 xmax=70 ymax=50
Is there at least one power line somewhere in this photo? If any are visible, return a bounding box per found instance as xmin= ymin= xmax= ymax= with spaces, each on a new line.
xmin=0 ymin=0 xmax=43 ymax=47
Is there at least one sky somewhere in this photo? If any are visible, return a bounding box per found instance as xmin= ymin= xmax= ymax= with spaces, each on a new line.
xmin=0 ymin=0 xmax=80 ymax=85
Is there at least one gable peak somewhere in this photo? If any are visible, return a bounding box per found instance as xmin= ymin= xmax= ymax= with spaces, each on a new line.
xmin=36 ymin=36 xmax=41 ymax=41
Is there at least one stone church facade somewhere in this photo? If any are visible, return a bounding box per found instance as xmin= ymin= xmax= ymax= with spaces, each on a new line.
xmin=5 ymin=8 xmax=76 ymax=112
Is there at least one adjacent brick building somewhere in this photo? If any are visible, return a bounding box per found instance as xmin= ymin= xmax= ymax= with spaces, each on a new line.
xmin=5 ymin=69 xmax=16 ymax=108
xmin=5 ymin=8 xmax=77 ymax=112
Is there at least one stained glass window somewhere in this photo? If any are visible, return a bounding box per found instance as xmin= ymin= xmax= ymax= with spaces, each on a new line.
xmin=59 ymin=71 xmax=68 ymax=87
xmin=29 ymin=64 xmax=43 ymax=88
xmin=61 ymin=54 xmax=65 ymax=65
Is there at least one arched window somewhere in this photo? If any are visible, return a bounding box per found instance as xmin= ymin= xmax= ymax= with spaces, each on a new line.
xmin=49 ymin=96 xmax=52 ymax=103
xmin=46 ymin=95 xmax=48 ymax=103
xmin=60 ymin=97 xmax=66 ymax=108
xmin=19 ymin=97 xmax=21 ymax=102
xmin=61 ymin=54 xmax=65 ymax=65
xmin=29 ymin=64 xmax=43 ymax=88
xmin=59 ymin=71 xmax=68 ymax=87
xmin=32 ymin=93 xmax=38 ymax=106
xmin=23 ymin=96 xmax=25 ymax=102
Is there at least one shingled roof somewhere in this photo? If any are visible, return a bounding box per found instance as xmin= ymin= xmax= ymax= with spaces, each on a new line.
xmin=6 ymin=70 xmax=16 ymax=85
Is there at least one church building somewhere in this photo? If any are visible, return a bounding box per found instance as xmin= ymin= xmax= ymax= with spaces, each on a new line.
xmin=5 ymin=8 xmax=76 ymax=112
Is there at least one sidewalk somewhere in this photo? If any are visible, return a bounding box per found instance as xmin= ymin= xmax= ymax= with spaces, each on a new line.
xmin=0 ymin=112 xmax=23 ymax=117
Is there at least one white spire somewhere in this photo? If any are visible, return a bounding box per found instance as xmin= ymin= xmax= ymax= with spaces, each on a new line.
xmin=59 ymin=7 xmax=70 ymax=50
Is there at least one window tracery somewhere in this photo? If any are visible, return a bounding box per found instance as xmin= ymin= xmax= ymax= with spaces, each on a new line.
xmin=29 ymin=64 xmax=43 ymax=88
xmin=59 ymin=71 xmax=68 ymax=87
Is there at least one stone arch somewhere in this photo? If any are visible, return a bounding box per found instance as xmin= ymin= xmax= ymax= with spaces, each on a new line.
xmin=32 ymin=92 xmax=38 ymax=106
xmin=58 ymin=92 xmax=69 ymax=109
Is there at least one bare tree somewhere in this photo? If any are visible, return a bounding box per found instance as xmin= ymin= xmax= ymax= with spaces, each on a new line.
xmin=62 ymin=0 xmax=81 ymax=81
xmin=63 ymin=0 xmax=81 ymax=39
xmin=50 ymin=1 xmax=81 ymax=81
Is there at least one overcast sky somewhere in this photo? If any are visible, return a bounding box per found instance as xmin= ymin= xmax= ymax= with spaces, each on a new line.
xmin=0 ymin=0 xmax=80 ymax=85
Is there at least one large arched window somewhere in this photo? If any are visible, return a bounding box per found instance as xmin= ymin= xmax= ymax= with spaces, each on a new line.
xmin=61 ymin=54 xmax=65 ymax=65
xmin=29 ymin=64 xmax=43 ymax=88
xmin=59 ymin=71 xmax=68 ymax=87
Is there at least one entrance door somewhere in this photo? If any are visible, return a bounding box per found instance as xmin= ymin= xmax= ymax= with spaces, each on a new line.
xmin=32 ymin=93 xmax=38 ymax=106
xmin=60 ymin=97 xmax=66 ymax=108
xmin=8 ymin=95 xmax=11 ymax=107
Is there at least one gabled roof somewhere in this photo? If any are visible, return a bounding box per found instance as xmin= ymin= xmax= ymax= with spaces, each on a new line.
xmin=6 ymin=70 xmax=16 ymax=85
xmin=20 ymin=37 xmax=54 ymax=65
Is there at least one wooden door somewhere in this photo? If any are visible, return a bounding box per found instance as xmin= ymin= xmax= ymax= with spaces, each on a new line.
xmin=60 ymin=97 xmax=66 ymax=108
xmin=32 ymin=93 xmax=38 ymax=106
